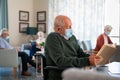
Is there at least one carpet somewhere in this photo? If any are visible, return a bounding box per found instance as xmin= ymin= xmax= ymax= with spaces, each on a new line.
xmin=0 ymin=67 xmax=43 ymax=80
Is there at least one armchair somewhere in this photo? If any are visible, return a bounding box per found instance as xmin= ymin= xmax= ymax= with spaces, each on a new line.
xmin=0 ymin=49 xmax=18 ymax=78
xmin=81 ymin=40 xmax=97 ymax=54
xmin=21 ymin=43 xmax=32 ymax=56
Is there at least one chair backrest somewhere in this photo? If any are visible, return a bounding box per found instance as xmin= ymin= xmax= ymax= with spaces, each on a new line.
xmin=77 ymin=40 xmax=84 ymax=50
xmin=0 ymin=49 xmax=18 ymax=67
xmin=21 ymin=43 xmax=32 ymax=56
xmin=21 ymin=43 xmax=32 ymax=51
xmin=81 ymin=40 xmax=93 ymax=51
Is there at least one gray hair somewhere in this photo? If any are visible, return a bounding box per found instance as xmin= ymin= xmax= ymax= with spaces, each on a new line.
xmin=37 ymin=31 xmax=44 ymax=37
xmin=104 ymin=25 xmax=112 ymax=31
xmin=0 ymin=28 xmax=8 ymax=36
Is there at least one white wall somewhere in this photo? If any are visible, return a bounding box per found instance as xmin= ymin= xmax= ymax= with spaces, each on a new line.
xmin=8 ymin=0 xmax=48 ymax=47
xmin=34 ymin=0 xmax=48 ymax=37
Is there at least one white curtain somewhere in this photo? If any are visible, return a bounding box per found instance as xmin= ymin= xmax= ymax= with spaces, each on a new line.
xmin=48 ymin=0 xmax=105 ymax=48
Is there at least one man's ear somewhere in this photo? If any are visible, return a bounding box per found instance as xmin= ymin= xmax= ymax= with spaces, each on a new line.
xmin=57 ymin=27 xmax=62 ymax=32
xmin=57 ymin=27 xmax=61 ymax=31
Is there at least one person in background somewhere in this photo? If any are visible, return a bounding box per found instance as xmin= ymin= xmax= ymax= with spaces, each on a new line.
xmin=0 ymin=28 xmax=36 ymax=76
xmin=30 ymin=31 xmax=45 ymax=59
xmin=36 ymin=31 xmax=45 ymax=47
xmin=94 ymin=25 xmax=113 ymax=52
xmin=44 ymin=15 xmax=103 ymax=80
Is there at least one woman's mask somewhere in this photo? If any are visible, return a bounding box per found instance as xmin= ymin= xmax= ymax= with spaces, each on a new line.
xmin=105 ymin=31 xmax=110 ymax=35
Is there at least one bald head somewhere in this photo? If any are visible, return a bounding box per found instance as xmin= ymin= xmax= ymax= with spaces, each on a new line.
xmin=54 ymin=15 xmax=72 ymax=35
xmin=54 ymin=15 xmax=72 ymax=28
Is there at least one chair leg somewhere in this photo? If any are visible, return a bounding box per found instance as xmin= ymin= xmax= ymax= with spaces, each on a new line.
xmin=13 ymin=67 xmax=17 ymax=78
xmin=18 ymin=64 xmax=21 ymax=72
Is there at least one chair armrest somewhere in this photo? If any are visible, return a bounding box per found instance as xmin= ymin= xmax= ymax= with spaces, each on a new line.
xmin=45 ymin=66 xmax=66 ymax=71
xmin=35 ymin=53 xmax=67 ymax=70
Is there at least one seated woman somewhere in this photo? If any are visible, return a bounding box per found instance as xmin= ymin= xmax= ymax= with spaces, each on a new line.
xmin=36 ymin=31 xmax=45 ymax=49
xmin=30 ymin=31 xmax=45 ymax=59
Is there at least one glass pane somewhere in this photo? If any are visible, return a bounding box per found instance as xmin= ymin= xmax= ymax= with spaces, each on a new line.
xmin=105 ymin=0 xmax=120 ymax=44
xmin=111 ymin=37 xmax=120 ymax=45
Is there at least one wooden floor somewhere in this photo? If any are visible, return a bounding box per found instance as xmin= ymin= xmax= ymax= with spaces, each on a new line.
xmin=0 ymin=67 xmax=43 ymax=80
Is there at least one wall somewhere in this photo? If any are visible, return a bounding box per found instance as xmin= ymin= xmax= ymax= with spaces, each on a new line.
xmin=8 ymin=0 xmax=48 ymax=47
xmin=33 ymin=0 xmax=48 ymax=36
xmin=33 ymin=0 xmax=48 ymax=26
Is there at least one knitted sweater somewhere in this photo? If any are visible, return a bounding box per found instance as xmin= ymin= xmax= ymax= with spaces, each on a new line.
xmin=45 ymin=32 xmax=90 ymax=80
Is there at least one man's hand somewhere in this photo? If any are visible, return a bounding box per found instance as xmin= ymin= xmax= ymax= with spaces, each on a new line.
xmin=89 ymin=54 xmax=103 ymax=66
xmin=89 ymin=54 xmax=96 ymax=66
xmin=94 ymin=55 xmax=103 ymax=65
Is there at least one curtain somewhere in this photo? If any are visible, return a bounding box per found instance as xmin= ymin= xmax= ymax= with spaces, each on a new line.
xmin=0 ymin=0 xmax=8 ymax=30
xmin=48 ymin=0 xmax=105 ymax=48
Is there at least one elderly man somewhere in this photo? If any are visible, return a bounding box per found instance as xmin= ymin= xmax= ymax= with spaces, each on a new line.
xmin=0 ymin=28 xmax=36 ymax=76
xmin=94 ymin=25 xmax=113 ymax=51
xmin=44 ymin=15 xmax=102 ymax=80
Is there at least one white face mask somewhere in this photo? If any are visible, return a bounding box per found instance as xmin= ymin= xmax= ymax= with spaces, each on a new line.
xmin=64 ymin=29 xmax=73 ymax=39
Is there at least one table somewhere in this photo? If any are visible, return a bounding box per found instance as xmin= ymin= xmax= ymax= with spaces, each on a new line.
xmin=94 ymin=62 xmax=120 ymax=78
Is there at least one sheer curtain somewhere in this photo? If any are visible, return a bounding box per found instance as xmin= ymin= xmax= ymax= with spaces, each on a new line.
xmin=48 ymin=0 xmax=105 ymax=48
xmin=0 ymin=0 xmax=8 ymax=30
xmin=104 ymin=0 xmax=120 ymax=45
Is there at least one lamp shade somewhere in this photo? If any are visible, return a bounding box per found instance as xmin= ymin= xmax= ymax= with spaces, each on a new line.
xmin=26 ymin=27 xmax=37 ymax=35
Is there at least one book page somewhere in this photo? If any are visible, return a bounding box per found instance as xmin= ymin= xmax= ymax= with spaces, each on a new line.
xmin=96 ymin=44 xmax=116 ymax=65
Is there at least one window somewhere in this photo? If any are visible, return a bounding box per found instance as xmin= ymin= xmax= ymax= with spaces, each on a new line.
xmin=105 ymin=0 xmax=120 ymax=44
xmin=48 ymin=0 xmax=105 ymax=48
xmin=48 ymin=0 xmax=120 ymax=47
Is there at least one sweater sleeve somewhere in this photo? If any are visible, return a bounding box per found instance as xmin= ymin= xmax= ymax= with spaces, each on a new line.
xmin=94 ymin=34 xmax=104 ymax=51
xmin=45 ymin=33 xmax=90 ymax=68
xmin=107 ymin=36 xmax=113 ymax=44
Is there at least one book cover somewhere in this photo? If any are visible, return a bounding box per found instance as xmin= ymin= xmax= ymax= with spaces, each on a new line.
xmin=96 ymin=44 xmax=116 ymax=65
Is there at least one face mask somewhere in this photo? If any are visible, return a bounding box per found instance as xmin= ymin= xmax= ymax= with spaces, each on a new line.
xmin=5 ymin=36 xmax=9 ymax=42
xmin=105 ymin=31 xmax=110 ymax=35
xmin=65 ymin=29 xmax=73 ymax=39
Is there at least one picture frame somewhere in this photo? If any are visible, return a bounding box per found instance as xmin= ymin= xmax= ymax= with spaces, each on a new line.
xmin=19 ymin=22 xmax=29 ymax=33
xmin=37 ymin=11 xmax=46 ymax=22
xmin=19 ymin=10 xmax=29 ymax=21
xmin=37 ymin=23 xmax=46 ymax=33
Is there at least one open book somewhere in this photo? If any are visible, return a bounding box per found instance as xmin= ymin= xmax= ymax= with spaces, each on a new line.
xmin=96 ymin=44 xmax=116 ymax=65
